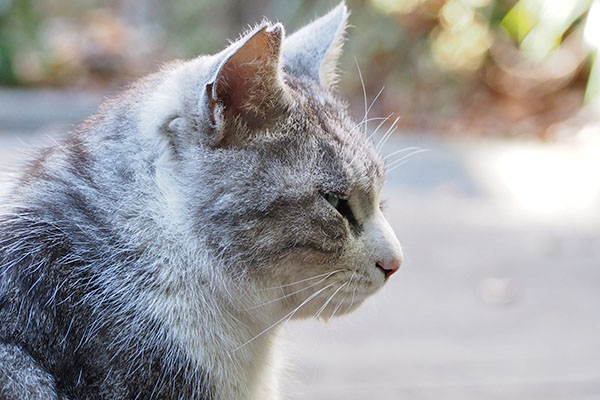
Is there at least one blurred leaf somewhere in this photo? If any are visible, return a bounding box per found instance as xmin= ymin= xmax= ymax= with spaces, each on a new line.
xmin=585 ymin=52 xmax=600 ymax=104
xmin=501 ymin=1 xmax=538 ymax=42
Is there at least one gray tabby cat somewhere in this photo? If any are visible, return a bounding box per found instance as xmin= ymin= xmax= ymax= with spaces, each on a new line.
xmin=0 ymin=3 xmax=403 ymax=399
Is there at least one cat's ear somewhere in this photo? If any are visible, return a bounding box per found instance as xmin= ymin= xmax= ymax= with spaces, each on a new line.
xmin=206 ymin=23 xmax=289 ymax=142
xmin=283 ymin=2 xmax=349 ymax=89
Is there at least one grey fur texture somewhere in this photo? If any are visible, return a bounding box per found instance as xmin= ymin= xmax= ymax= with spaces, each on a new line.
xmin=0 ymin=3 xmax=403 ymax=399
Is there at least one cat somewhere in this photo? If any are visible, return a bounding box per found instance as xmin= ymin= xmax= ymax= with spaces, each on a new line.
xmin=0 ymin=2 xmax=403 ymax=399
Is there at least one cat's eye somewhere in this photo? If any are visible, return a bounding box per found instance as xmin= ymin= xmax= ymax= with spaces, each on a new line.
xmin=323 ymin=193 xmax=357 ymax=226
xmin=324 ymin=193 xmax=340 ymax=209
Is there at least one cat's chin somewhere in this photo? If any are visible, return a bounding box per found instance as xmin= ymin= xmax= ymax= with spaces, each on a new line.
xmin=287 ymin=285 xmax=381 ymax=321
xmin=319 ymin=297 xmax=366 ymax=320
xmin=288 ymin=297 xmax=366 ymax=321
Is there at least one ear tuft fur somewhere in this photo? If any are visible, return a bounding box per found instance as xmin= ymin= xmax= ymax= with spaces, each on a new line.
xmin=283 ymin=2 xmax=350 ymax=89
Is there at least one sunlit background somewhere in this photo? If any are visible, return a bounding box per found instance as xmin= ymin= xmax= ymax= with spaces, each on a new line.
xmin=1 ymin=0 xmax=599 ymax=398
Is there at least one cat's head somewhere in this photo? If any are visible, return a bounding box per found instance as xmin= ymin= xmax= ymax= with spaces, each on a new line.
xmin=139 ymin=3 xmax=402 ymax=319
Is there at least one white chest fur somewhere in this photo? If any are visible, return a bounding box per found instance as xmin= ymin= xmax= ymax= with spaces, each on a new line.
xmin=144 ymin=260 xmax=282 ymax=399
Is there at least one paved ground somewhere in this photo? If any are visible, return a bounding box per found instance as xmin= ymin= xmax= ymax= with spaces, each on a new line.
xmin=1 ymin=90 xmax=599 ymax=399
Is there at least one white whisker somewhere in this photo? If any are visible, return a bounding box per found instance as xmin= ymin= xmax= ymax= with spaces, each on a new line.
xmin=260 ymin=269 xmax=342 ymax=291
xmin=330 ymin=272 xmax=355 ymax=319
xmin=358 ymin=116 xmax=392 ymax=126
xmin=233 ymin=283 xmax=335 ymax=352
xmin=383 ymin=147 xmax=422 ymax=161
xmin=386 ymin=149 xmax=430 ymax=171
xmin=355 ymin=58 xmax=368 ymax=136
xmin=314 ymin=282 xmax=348 ymax=320
xmin=330 ymin=296 xmax=346 ymax=319
xmin=367 ymin=113 xmax=394 ymax=142
xmin=387 ymin=160 xmax=411 ymax=172
xmin=344 ymin=275 xmax=358 ymax=315
xmin=246 ymin=272 xmax=339 ymax=310
xmin=376 ymin=116 xmax=400 ymax=153
xmin=365 ymin=86 xmax=385 ymax=124
xmin=351 ymin=117 xmax=391 ymax=136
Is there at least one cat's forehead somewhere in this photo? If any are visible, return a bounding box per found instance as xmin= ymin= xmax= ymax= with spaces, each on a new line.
xmin=284 ymin=75 xmax=386 ymax=196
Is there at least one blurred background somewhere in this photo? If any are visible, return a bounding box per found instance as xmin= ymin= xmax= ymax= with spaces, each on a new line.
xmin=0 ymin=0 xmax=599 ymax=399
xmin=2 ymin=0 xmax=600 ymax=136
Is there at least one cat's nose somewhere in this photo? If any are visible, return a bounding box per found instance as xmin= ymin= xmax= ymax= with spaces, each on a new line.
xmin=376 ymin=258 xmax=402 ymax=279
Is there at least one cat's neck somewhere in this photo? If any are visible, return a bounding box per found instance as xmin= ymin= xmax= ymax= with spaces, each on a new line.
xmin=154 ymin=270 xmax=284 ymax=400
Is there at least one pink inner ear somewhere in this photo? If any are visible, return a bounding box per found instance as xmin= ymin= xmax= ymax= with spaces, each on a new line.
xmin=214 ymin=25 xmax=284 ymax=121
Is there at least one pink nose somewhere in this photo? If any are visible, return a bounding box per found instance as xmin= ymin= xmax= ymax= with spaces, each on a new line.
xmin=376 ymin=259 xmax=401 ymax=279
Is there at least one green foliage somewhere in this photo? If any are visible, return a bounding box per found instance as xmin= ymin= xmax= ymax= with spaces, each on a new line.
xmin=0 ymin=0 xmax=41 ymax=85
xmin=501 ymin=2 xmax=538 ymax=42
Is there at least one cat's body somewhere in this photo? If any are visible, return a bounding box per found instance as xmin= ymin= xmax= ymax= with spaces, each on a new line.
xmin=0 ymin=3 xmax=403 ymax=399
